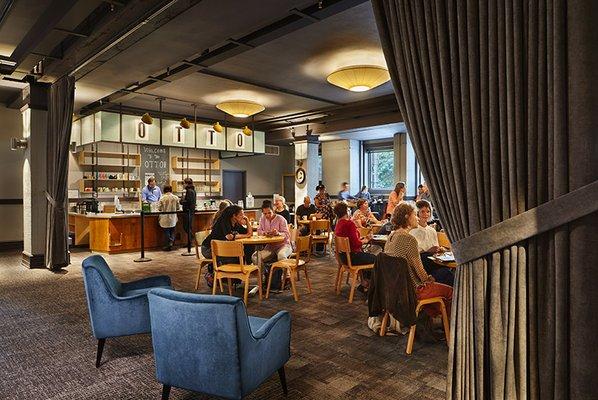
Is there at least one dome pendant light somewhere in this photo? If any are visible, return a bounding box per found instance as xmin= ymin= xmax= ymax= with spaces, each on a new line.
xmin=216 ymin=100 xmax=265 ymax=118
xmin=213 ymin=121 xmax=223 ymax=133
xmin=180 ymin=118 xmax=191 ymax=129
xmin=326 ymin=65 xmax=390 ymax=92
xmin=141 ymin=112 xmax=153 ymax=125
xmin=242 ymin=125 xmax=252 ymax=136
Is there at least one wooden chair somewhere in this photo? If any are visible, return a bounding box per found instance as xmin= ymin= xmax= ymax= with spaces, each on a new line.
xmin=194 ymin=230 xmax=212 ymax=290
xmin=309 ymin=219 xmax=331 ymax=255
xmin=333 ymin=235 xmax=375 ymax=303
xmin=266 ymin=235 xmax=312 ymax=301
xmin=379 ymin=297 xmax=450 ymax=354
xmin=437 ymin=231 xmax=451 ymax=249
xmin=210 ymin=240 xmax=262 ymax=305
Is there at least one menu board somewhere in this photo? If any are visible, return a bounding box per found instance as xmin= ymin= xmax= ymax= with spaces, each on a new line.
xmin=140 ymin=145 xmax=169 ymax=188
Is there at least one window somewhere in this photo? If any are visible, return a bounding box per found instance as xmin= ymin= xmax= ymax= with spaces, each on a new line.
xmin=367 ymin=149 xmax=395 ymax=191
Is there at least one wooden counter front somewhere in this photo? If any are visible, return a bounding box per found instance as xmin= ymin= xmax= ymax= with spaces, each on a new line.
xmin=69 ymin=212 xmax=216 ymax=254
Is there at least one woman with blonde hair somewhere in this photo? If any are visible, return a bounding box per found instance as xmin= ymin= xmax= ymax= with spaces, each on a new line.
xmin=386 ymin=181 xmax=406 ymax=217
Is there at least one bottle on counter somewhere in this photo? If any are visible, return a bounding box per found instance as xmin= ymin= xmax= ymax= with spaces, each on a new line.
xmin=245 ymin=192 xmax=254 ymax=209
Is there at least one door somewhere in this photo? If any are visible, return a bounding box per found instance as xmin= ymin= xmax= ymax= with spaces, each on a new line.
xmin=222 ymin=170 xmax=246 ymax=204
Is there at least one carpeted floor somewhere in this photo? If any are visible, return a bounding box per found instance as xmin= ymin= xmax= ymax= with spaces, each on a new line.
xmin=0 ymin=248 xmax=447 ymax=399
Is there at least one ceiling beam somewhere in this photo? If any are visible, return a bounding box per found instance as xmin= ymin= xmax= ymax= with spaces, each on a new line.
xmin=3 ymin=0 xmax=76 ymax=73
xmin=79 ymin=0 xmax=368 ymax=114
xmin=197 ymin=69 xmax=343 ymax=106
xmin=52 ymin=27 xmax=89 ymax=38
xmin=0 ymin=0 xmax=16 ymax=30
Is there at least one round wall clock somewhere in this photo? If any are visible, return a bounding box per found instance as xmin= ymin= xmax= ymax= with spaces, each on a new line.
xmin=295 ymin=167 xmax=306 ymax=184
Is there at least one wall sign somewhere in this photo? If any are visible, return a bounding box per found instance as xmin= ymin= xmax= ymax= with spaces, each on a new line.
xmin=140 ymin=145 xmax=169 ymax=188
xmin=172 ymin=125 xmax=185 ymax=144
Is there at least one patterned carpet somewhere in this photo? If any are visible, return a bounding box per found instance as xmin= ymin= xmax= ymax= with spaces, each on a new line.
xmin=0 ymin=248 xmax=447 ymax=399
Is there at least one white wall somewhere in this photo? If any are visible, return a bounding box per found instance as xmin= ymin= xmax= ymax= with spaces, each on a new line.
xmin=322 ymin=140 xmax=360 ymax=196
xmin=219 ymin=145 xmax=294 ymax=198
xmin=0 ymin=105 xmax=24 ymax=243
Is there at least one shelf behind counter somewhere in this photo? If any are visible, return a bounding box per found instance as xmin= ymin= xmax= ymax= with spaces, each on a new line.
xmin=68 ymin=209 xmax=259 ymax=254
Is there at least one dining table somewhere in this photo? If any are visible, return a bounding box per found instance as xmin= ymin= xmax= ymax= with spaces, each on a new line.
xmin=428 ymin=252 xmax=458 ymax=269
xmin=236 ymin=234 xmax=285 ymax=295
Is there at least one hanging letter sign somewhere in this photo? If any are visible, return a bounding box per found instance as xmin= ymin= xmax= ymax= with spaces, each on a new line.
xmin=173 ymin=125 xmax=185 ymax=144
xmin=136 ymin=121 xmax=149 ymax=141
xmin=235 ymin=132 xmax=244 ymax=149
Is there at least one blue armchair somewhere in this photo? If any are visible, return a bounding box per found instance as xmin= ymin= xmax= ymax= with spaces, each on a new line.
xmin=148 ymin=288 xmax=291 ymax=400
xmin=81 ymin=254 xmax=172 ymax=367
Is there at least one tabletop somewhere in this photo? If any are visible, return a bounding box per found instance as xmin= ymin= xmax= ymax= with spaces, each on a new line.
xmin=236 ymin=235 xmax=285 ymax=245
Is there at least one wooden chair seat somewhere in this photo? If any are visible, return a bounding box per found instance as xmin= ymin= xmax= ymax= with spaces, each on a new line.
xmin=379 ymin=296 xmax=450 ymax=355
xmin=266 ymin=235 xmax=312 ymax=302
xmin=217 ymin=264 xmax=259 ymax=273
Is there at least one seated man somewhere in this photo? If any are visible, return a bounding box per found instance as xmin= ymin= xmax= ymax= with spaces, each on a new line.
xmin=338 ymin=182 xmax=356 ymax=201
xmin=295 ymin=196 xmax=318 ymax=236
xmin=410 ymin=200 xmax=454 ymax=286
xmin=253 ymin=202 xmax=293 ymax=270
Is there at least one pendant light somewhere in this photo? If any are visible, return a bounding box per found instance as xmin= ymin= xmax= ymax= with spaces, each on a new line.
xmin=242 ymin=125 xmax=252 ymax=136
xmin=180 ymin=118 xmax=191 ymax=129
xmin=213 ymin=121 xmax=223 ymax=133
xmin=216 ymin=100 xmax=265 ymax=118
xmin=326 ymin=65 xmax=390 ymax=92
xmin=141 ymin=112 xmax=153 ymax=124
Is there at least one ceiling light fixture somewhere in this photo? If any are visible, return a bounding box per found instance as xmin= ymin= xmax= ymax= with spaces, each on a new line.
xmin=326 ymin=65 xmax=390 ymax=92
xmin=213 ymin=121 xmax=223 ymax=133
xmin=180 ymin=118 xmax=191 ymax=129
xmin=141 ymin=112 xmax=153 ymax=125
xmin=242 ymin=126 xmax=252 ymax=136
xmin=216 ymin=100 xmax=265 ymax=118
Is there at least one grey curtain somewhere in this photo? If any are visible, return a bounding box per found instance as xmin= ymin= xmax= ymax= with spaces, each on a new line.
xmin=45 ymin=75 xmax=75 ymax=271
xmin=372 ymin=0 xmax=597 ymax=398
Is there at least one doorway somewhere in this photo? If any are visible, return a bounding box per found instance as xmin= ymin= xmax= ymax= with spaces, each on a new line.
xmin=222 ymin=170 xmax=247 ymax=204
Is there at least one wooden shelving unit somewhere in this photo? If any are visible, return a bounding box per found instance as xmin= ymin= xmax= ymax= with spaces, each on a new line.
xmin=171 ymin=151 xmax=221 ymax=195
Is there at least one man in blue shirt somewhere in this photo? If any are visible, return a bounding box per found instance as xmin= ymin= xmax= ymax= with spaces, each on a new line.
xmin=338 ymin=182 xmax=356 ymax=201
xmin=141 ymin=177 xmax=162 ymax=203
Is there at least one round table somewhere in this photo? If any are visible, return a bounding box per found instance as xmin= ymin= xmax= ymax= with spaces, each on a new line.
xmin=236 ymin=235 xmax=285 ymax=295
xmin=370 ymin=234 xmax=388 ymax=246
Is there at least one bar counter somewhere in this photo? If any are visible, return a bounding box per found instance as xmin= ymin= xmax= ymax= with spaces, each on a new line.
xmin=68 ymin=209 xmax=258 ymax=254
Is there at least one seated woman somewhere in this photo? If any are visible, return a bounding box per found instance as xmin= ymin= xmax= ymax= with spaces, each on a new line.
xmin=201 ymin=205 xmax=255 ymax=285
xmin=211 ymin=199 xmax=232 ymax=229
xmin=253 ymin=202 xmax=292 ymax=269
xmin=384 ymin=203 xmax=452 ymax=318
xmin=274 ymin=195 xmax=292 ymax=224
xmin=334 ymin=202 xmax=376 ymax=289
xmin=351 ymin=199 xmax=381 ymax=228
xmin=355 ymin=185 xmax=371 ymax=201
xmin=410 ymin=200 xmax=454 ymax=286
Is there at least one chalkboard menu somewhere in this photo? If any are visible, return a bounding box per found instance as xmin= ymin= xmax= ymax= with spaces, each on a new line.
xmin=140 ymin=145 xmax=169 ymax=188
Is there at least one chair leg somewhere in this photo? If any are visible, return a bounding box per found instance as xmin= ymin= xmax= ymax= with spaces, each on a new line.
xmin=304 ymin=268 xmax=312 ymax=293
xmin=211 ymin=276 xmax=217 ymax=295
xmin=289 ymin=268 xmax=299 ymax=302
xmin=406 ymin=325 xmax=417 ymax=354
xmin=380 ymin=312 xmax=389 ymax=337
xmin=243 ymin=276 xmax=250 ymax=304
xmin=95 ymin=338 xmax=105 ymax=368
xmin=194 ymin=265 xmax=202 ymax=290
xmin=440 ymin=301 xmax=450 ymax=344
xmin=227 ymin=278 xmax=233 ymax=296
xmin=334 ymin=266 xmax=342 ymax=294
xmin=257 ymin=270 xmax=263 ymax=301
xmin=219 ymin=278 xmax=224 ymax=293
xmin=266 ymin=265 xmax=276 ymax=299
xmin=161 ymin=384 xmax=171 ymax=400
xmin=348 ymin=271 xmax=358 ymax=303
xmin=277 ymin=366 xmax=288 ymax=396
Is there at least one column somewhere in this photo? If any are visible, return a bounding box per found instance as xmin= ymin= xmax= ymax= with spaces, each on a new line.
xmin=22 ymin=82 xmax=50 ymax=268
xmin=294 ymin=137 xmax=319 ymax=208
xmin=393 ymin=132 xmax=417 ymax=197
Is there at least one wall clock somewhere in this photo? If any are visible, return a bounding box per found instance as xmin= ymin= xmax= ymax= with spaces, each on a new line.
xmin=296 ymin=167 xmax=306 ymax=184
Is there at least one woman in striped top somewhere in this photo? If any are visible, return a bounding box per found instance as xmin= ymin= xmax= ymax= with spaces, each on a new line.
xmin=383 ymin=203 xmax=452 ymax=317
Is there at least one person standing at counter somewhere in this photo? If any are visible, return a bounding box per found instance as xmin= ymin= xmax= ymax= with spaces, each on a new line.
xmin=141 ymin=177 xmax=162 ymax=203
xmin=157 ymin=185 xmax=179 ymax=251
xmin=179 ymin=178 xmax=197 ymax=246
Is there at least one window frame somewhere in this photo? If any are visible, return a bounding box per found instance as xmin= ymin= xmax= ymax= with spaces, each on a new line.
xmin=362 ymin=140 xmax=395 ymax=196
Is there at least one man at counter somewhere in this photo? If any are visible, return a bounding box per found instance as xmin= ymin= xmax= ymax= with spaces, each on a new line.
xmin=180 ymin=177 xmax=197 ymax=246
xmin=141 ymin=177 xmax=162 ymax=203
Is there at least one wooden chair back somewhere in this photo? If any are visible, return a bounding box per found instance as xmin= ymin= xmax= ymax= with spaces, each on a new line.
xmin=194 ymin=230 xmax=211 ymax=259
xmin=357 ymin=227 xmax=372 ymax=238
xmin=334 ymin=235 xmax=353 ymax=268
xmin=437 ymin=231 xmax=451 ymax=249
xmin=211 ymin=240 xmax=250 ymax=274
xmin=310 ymin=219 xmax=330 ymax=234
xmin=294 ymin=235 xmax=311 ymax=263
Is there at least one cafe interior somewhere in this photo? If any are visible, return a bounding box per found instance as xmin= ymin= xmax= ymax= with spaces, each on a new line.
xmin=0 ymin=1 xmax=596 ymax=399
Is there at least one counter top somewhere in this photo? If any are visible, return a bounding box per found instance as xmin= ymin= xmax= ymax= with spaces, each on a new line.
xmin=69 ymin=210 xmax=219 ymax=219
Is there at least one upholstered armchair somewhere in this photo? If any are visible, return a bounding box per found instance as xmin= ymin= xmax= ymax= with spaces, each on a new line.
xmin=148 ymin=289 xmax=291 ymax=400
xmin=81 ymin=255 xmax=172 ymax=367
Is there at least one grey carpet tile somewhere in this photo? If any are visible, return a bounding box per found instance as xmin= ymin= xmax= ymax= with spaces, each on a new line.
xmin=0 ymin=249 xmax=447 ymax=399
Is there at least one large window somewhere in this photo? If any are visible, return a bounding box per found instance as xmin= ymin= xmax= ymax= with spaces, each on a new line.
xmin=368 ymin=150 xmax=395 ymax=190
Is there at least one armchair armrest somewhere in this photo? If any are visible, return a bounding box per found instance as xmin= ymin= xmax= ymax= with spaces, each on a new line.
xmin=251 ymin=311 xmax=291 ymax=340
xmin=121 ymin=275 xmax=172 ymax=292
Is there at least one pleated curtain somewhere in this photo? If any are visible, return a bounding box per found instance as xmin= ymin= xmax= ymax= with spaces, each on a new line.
xmin=371 ymin=0 xmax=598 ymax=398
xmin=45 ymin=75 xmax=75 ymax=271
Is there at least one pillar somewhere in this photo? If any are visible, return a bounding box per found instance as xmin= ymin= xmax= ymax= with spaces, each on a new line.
xmin=294 ymin=137 xmax=319 ymax=208
xmin=22 ymin=82 xmax=50 ymax=268
xmin=393 ymin=132 xmax=417 ymax=197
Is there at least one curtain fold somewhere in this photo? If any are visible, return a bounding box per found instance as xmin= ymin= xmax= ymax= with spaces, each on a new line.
xmin=45 ymin=75 xmax=75 ymax=271
xmin=372 ymin=0 xmax=597 ymax=398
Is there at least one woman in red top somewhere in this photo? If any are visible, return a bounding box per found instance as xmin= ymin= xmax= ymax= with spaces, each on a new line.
xmin=334 ymin=202 xmax=376 ymax=266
